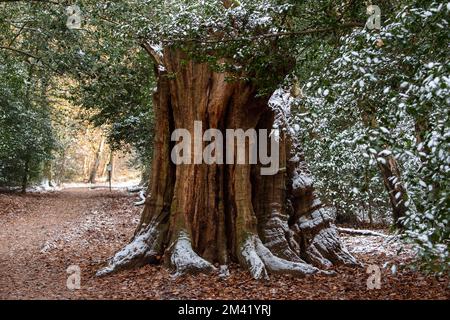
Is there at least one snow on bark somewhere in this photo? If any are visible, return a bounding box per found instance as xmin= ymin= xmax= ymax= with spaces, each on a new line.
xmin=269 ymin=87 xmax=295 ymax=131
xmin=149 ymin=43 xmax=164 ymax=59
xmin=262 ymin=205 xmax=303 ymax=263
xmin=240 ymin=235 xmax=269 ymax=280
xmin=218 ymin=265 xmax=230 ymax=279
xmin=300 ymin=214 xmax=360 ymax=268
xmin=297 ymin=208 xmax=333 ymax=232
xmin=292 ymin=172 xmax=313 ymax=191
xmin=169 ymin=230 xmax=216 ymax=277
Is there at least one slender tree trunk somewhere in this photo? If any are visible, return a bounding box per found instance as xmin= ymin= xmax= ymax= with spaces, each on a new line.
xmin=98 ymin=47 xmax=357 ymax=279
xmin=367 ymin=200 xmax=373 ymax=226
xmin=109 ymin=151 xmax=114 ymax=182
xmin=41 ymin=161 xmax=53 ymax=187
xmin=365 ymin=168 xmax=374 ymax=226
xmin=139 ymin=164 xmax=151 ymax=188
xmin=101 ymin=160 xmax=108 ymax=178
xmin=88 ymin=138 xmax=105 ymax=184
xmin=21 ymin=158 xmax=29 ymax=193
xmin=377 ymin=156 xmax=407 ymax=228
xmin=58 ymin=150 xmax=66 ymax=185
xmin=361 ymin=107 xmax=407 ymax=228
xmin=82 ymin=156 xmax=88 ymax=180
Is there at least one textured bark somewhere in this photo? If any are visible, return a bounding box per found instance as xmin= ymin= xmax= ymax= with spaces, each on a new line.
xmin=98 ymin=47 xmax=357 ymax=279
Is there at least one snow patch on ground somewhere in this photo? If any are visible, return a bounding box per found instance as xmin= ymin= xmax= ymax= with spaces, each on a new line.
xmin=341 ymin=233 xmax=417 ymax=262
xmin=61 ymin=179 xmax=141 ymax=190
xmin=40 ymin=208 xmax=139 ymax=254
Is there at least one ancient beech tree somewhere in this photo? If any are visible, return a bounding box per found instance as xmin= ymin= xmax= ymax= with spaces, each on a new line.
xmin=97 ymin=41 xmax=358 ymax=278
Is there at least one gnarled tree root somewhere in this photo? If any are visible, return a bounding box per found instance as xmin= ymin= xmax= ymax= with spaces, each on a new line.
xmin=239 ymin=234 xmax=334 ymax=280
xmin=96 ymin=220 xmax=163 ymax=277
xmin=97 ymin=228 xmax=341 ymax=279
xmin=295 ymin=208 xmax=360 ymax=268
xmin=167 ymin=230 xmax=217 ymax=277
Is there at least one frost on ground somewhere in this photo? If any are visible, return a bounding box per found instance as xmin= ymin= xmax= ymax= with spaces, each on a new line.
xmin=40 ymin=208 xmax=139 ymax=254
xmin=341 ymin=231 xmax=417 ymax=265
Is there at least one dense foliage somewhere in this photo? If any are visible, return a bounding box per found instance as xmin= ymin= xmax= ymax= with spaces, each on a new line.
xmin=0 ymin=1 xmax=156 ymax=185
xmin=0 ymin=60 xmax=55 ymax=188
xmin=300 ymin=1 xmax=449 ymax=273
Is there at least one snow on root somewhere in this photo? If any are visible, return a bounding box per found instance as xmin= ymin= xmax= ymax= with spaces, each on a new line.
xmin=240 ymin=236 xmax=269 ymax=280
xmin=240 ymin=235 xmax=328 ymax=280
xmin=96 ymin=223 xmax=160 ymax=276
xmin=170 ymin=230 xmax=216 ymax=277
xmin=134 ymin=190 xmax=146 ymax=206
xmin=296 ymin=208 xmax=359 ymax=268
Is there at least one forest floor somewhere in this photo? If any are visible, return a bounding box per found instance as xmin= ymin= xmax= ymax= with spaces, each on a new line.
xmin=0 ymin=189 xmax=448 ymax=300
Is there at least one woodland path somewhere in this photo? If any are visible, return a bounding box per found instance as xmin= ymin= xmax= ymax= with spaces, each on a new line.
xmin=0 ymin=189 xmax=448 ymax=300
xmin=0 ymin=188 xmax=138 ymax=299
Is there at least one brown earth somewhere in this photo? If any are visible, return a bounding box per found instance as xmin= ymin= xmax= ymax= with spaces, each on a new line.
xmin=0 ymin=189 xmax=448 ymax=300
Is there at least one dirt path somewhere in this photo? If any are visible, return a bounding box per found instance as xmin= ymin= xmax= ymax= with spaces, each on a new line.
xmin=0 ymin=189 xmax=139 ymax=299
xmin=0 ymin=189 xmax=448 ymax=300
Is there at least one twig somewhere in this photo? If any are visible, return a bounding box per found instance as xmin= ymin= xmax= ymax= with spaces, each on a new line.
xmin=338 ymin=227 xmax=388 ymax=237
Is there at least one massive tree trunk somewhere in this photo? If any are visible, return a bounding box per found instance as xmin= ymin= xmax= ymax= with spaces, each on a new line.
xmin=97 ymin=47 xmax=357 ymax=279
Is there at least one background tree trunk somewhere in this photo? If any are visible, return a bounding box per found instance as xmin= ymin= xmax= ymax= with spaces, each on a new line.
xmin=377 ymin=156 xmax=407 ymax=228
xmin=98 ymin=47 xmax=357 ymax=279
xmin=21 ymin=158 xmax=29 ymax=193
xmin=361 ymin=106 xmax=407 ymax=228
xmin=88 ymin=138 xmax=105 ymax=184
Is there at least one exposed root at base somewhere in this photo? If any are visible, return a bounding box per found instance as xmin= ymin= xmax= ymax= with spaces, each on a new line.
xmin=168 ymin=230 xmax=217 ymax=277
xmin=240 ymin=235 xmax=334 ymax=280
xmin=96 ymin=220 xmax=355 ymax=279
xmin=296 ymin=209 xmax=360 ymax=268
xmin=96 ymin=222 xmax=162 ymax=277
xmin=304 ymin=226 xmax=360 ymax=268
